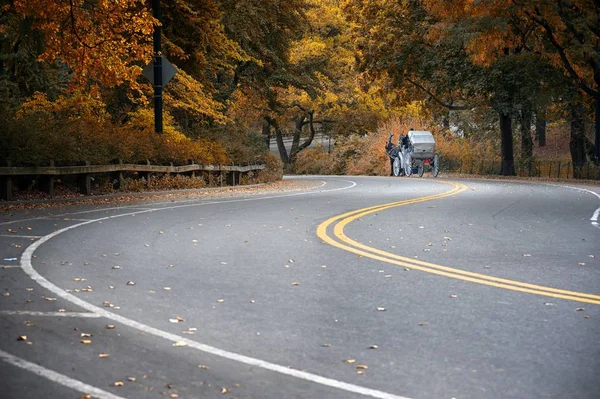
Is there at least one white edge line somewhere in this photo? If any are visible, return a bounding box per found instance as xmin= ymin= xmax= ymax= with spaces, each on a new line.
xmin=0 ymin=311 xmax=101 ymax=318
xmin=556 ymin=185 xmax=600 ymax=230
xmin=0 ymin=235 xmax=42 ymax=239
xmin=0 ymin=348 xmax=125 ymax=399
xmin=0 ymin=178 xmax=347 ymax=226
xmin=18 ymin=178 xmax=411 ymax=399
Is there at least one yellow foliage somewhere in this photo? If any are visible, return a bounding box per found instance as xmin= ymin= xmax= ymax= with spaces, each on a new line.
xmin=5 ymin=92 xmax=229 ymax=166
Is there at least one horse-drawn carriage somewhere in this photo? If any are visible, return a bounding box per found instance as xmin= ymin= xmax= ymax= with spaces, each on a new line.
xmin=386 ymin=130 xmax=440 ymax=177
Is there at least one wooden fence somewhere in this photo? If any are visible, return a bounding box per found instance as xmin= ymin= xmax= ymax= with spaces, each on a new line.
xmin=0 ymin=162 xmax=265 ymax=201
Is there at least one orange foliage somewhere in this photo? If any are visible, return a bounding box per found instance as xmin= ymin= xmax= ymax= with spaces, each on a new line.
xmin=12 ymin=0 xmax=155 ymax=90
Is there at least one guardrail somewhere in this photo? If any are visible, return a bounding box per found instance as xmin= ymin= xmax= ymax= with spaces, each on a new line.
xmin=0 ymin=162 xmax=266 ymax=201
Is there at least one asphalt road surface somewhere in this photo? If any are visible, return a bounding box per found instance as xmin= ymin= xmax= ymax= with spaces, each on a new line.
xmin=1 ymin=176 xmax=599 ymax=399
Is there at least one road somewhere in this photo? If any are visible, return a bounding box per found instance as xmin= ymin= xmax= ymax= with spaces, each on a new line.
xmin=1 ymin=176 xmax=599 ymax=399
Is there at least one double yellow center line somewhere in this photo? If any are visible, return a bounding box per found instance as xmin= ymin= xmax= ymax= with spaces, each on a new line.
xmin=316 ymin=181 xmax=600 ymax=305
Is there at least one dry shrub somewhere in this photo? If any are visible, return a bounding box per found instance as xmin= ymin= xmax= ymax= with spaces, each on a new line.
xmin=253 ymin=153 xmax=283 ymax=183
xmin=294 ymin=146 xmax=336 ymax=175
xmin=122 ymin=174 xmax=206 ymax=192
xmin=435 ymin=131 xmax=500 ymax=167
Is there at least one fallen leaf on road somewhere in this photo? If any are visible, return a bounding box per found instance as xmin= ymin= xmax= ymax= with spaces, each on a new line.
xmin=2 ymin=292 xmax=9 ymax=297
xmin=80 ymin=395 xmax=92 ymax=399
xmin=173 ymin=341 xmax=187 ymax=347
xmin=24 ymin=321 xmax=34 ymax=327
xmin=356 ymin=365 xmax=368 ymax=370
xmin=126 ymin=281 xmax=136 ymax=286
xmin=221 ymin=387 xmax=229 ymax=394
xmin=292 ymin=282 xmax=300 ymax=286
xmin=578 ymin=263 xmax=586 ymax=266
xmin=80 ymin=333 xmax=92 ymax=338
xmin=523 ymin=254 xmax=531 ymax=257
xmin=112 ymin=265 xmax=121 ymax=269
xmin=249 ymin=300 xmax=255 ymax=304
xmin=450 ymin=294 xmax=458 ymax=298
xmin=113 ymin=381 xmax=124 ymax=387
xmin=17 ymin=335 xmax=27 ymax=341
xmin=368 ymin=345 xmax=378 ymax=349
xmin=197 ymin=365 xmax=209 ymax=370
xmin=220 ymin=262 xmax=227 ymax=265
xmin=98 ymin=353 xmax=110 ymax=358
xmin=322 ymin=344 xmax=331 ymax=347
xmin=106 ymin=324 xmax=115 ymax=329
xmin=357 ymin=370 xmax=365 ymax=375
xmin=163 ymin=287 xmax=171 ymax=291
xmin=418 ymin=322 xmax=429 ymax=326
xmin=80 ymin=340 xmax=92 ymax=344
xmin=575 ymin=308 xmax=584 ymax=311
xmin=216 ymin=299 xmax=224 ymax=303
xmin=127 ymin=377 xmax=136 ymax=382
xmin=43 ymin=296 xmax=57 ymax=301
xmin=344 ymin=359 xmax=356 ymax=364
xmin=170 ymin=394 xmax=179 ymax=398
xmin=584 ymin=315 xmax=590 ymax=319
xmin=376 ymin=307 xmax=386 ymax=311
xmin=443 ymin=236 xmax=452 ymax=241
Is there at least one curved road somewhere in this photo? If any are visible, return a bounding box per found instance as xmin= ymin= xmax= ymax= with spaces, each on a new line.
xmin=1 ymin=176 xmax=599 ymax=399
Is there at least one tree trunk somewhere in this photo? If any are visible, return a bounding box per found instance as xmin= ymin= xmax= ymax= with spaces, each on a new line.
xmin=289 ymin=116 xmax=305 ymax=163
xmin=570 ymin=103 xmax=587 ymax=178
xmin=499 ymin=112 xmax=515 ymax=175
xmin=262 ymin=120 xmax=271 ymax=150
xmin=520 ymin=107 xmax=533 ymax=175
xmin=595 ymin=92 xmax=600 ymax=165
xmin=535 ymin=107 xmax=546 ymax=147
xmin=265 ymin=116 xmax=289 ymax=165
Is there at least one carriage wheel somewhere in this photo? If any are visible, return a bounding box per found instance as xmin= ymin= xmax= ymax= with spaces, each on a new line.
xmin=403 ymin=153 xmax=412 ymax=177
xmin=432 ymin=154 xmax=440 ymax=177
xmin=417 ymin=161 xmax=424 ymax=177
xmin=393 ymin=157 xmax=401 ymax=177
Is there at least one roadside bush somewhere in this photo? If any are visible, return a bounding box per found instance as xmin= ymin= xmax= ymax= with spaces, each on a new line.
xmin=253 ymin=153 xmax=283 ymax=183
xmin=3 ymin=92 xmax=230 ymax=166
xmin=122 ymin=174 xmax=207 ymax=192
xmin=294 ymin=146 xmax=336 ymax=175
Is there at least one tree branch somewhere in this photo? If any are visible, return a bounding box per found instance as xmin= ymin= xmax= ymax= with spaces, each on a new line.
xmin=405 ymin=77 xmax=471 ymax=110
xmin=526 ymin=7 xmax=598 ymax=97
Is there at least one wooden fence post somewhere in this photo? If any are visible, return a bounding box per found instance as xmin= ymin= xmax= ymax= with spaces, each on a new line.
xmin=0 ymin=161 xmax=12 ymax=201
xmin=111 ymin=159 xmax=124 ymax=189
xmin=77 ymin=161 xmax=92 ymax=195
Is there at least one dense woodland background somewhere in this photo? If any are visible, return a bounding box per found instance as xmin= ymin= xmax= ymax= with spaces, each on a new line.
xmin=1 ymin=0 xmax=598 ymax=180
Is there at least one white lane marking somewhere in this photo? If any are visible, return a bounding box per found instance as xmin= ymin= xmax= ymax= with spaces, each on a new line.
xmin=0 ymin=311 xmax=101 ymax=317
xmin=0 ymin=349 xmax=125 ymax=399
xmin=0 ymin=234 xmax=42 ymax=239
xmin=557 ymin=185 xmax=600 ymax=230
xmin=0 ymin=178 xmax=340 ymax=226
xmin=18 ymin=178 xmax=411 ymax=399
xmin=41 ymin=217 xmax=93 ymax=222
